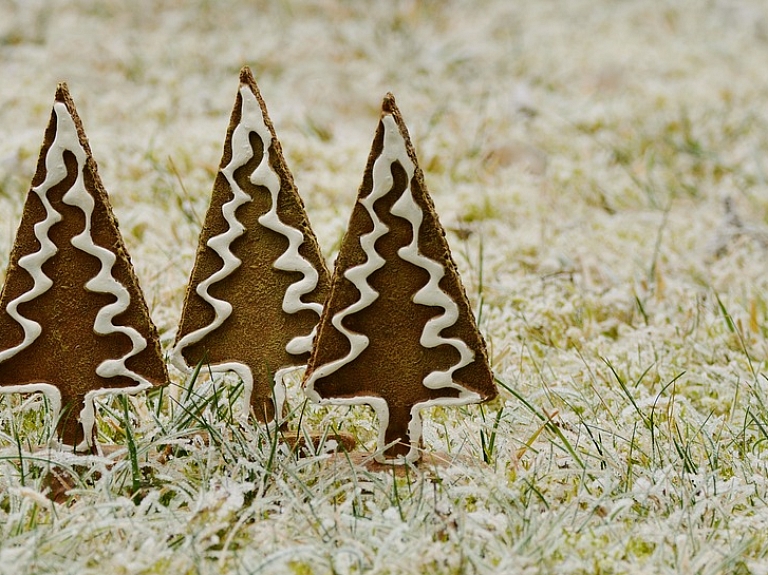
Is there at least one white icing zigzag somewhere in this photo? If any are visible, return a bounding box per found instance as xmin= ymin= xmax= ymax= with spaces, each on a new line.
xmin=388 ymin=116 xmax=475 ymax=392
xmin=252 ymin=97 xmax=322 ymax=356
xmin=171 ymin=88 xmax=253 ymax=364
xmin=303 ymin=117 xmax=395 ymax=393
xmin=0 ymin=101 xmax=79 ymax=441
xmin=305 ymin=113 xmax=480 ymax=463
xmin=52 ymin=101 xmax=152 ymax=451
xmin=172 ymin=84 xmax=321 ymax=418
xmin=0 ymin=107 xmax=67 ymax=365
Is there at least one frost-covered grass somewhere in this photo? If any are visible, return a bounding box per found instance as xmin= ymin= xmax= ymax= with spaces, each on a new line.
xmin=3 ymin=0 xmax=768 ymax=573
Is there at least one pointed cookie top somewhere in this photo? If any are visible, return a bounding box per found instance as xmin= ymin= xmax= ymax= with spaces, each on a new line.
xmin=304 ymin=93 xmax=496 ymax=463
xmin=0 ymin=83 xmax=168 ymax=450
xmin=172 ymin=67 xmax=330 ymax=423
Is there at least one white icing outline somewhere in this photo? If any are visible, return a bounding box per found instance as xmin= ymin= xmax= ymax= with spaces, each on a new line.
xmin=171 ymin=84 xmax=320 ymax=423
xmin=305 ymin=114 xmax=480 ymax=464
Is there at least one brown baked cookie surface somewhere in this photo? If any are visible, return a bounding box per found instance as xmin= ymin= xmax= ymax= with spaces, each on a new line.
xmin=172 ymin=67 xmax=330 ymax=423
xmin=0 ymin=84 xmax=168 ymax=450
xmin=303 ymin=94 xmax=497 ymax=463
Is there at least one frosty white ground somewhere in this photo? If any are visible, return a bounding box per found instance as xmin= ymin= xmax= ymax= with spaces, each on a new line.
xmin=2 ymin=0 xmax=768 ymax=573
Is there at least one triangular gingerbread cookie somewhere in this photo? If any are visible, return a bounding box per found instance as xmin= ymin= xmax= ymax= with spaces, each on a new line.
xmin=171 ymin=67 xmax=330 ymax=424
xmin=304 ymin=94 xmax=497 ymax=464
xmin=0 ymin=84 xmax=168 ymax=451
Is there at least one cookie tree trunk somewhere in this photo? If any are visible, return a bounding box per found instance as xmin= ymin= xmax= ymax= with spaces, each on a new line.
xmin=384 ymin=403 xmax=422 ymax=459
xmin=58 ymin=392 xmax=88 ymax=448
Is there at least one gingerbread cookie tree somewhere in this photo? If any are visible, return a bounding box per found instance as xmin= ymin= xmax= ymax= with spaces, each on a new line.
xmin=172 ymin=67 xmax=330 ymax=424
xmin=304 ymin=94 xmax=497 ymax=463
xmin=0 ymin=84 xmax=167 ymax=451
